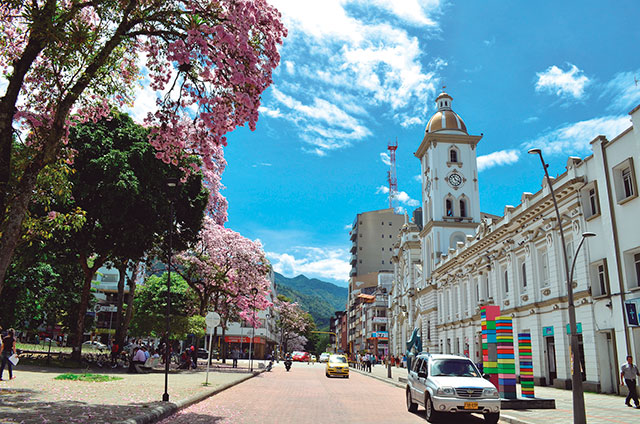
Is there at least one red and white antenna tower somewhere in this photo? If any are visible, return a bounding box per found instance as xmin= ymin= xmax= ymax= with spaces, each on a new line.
xmin=387 ymin=138 xmax=398 ymax=210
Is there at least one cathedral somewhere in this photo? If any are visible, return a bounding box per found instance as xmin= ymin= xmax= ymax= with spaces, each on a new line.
xmin=390 ymin=92 xmax=640 ymax=394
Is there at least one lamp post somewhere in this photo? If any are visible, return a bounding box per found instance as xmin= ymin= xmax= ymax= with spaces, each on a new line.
xmin=163 ymin=177 xmax=178 ymax=402
xmin=528 ymin=149 xmax=590 ymax=424
xmin=249 ymin=287 xmax=258 ymax=372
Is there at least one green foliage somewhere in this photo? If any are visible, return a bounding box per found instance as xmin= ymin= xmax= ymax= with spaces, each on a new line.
xmin=1 ymin=241 xmax=88 ymax=331
xmin=274 ymin=272 xmax=347 ymax=329
xmin=55 ymin=373 xmax=123 ymax=382
xmin=129 ymin=272 xmax=200 ymax=339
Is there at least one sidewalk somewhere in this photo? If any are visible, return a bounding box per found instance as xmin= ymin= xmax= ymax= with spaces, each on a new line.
xmin=0 ymin=359 xmax=265 ymax=424
xmin=353 ymin=363 xmax=640 ymax=424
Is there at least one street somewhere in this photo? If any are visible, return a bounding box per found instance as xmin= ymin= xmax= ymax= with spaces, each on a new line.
xmin=161 ymin=362 xmax=499 ymax=424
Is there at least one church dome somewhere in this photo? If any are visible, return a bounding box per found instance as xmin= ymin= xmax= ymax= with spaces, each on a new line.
xmin=425 ymin=92 xmax=468 ymax=134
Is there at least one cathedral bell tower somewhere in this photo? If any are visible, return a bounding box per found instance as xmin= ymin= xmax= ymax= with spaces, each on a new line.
xmin=415 ymin=91 xmax=482 ymax=278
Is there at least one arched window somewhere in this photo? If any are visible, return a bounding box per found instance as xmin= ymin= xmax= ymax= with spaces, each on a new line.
xmin=450 ymin=149 xmax=458 ymax=163
xmin=446 ymin=199 xmax=454 ymax=216
xmin=459 ymin=199 xmax=467 ymax=217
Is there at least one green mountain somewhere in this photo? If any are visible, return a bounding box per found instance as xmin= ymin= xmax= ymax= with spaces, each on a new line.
xmin=274 ymin=273 xmax=348 ymax=329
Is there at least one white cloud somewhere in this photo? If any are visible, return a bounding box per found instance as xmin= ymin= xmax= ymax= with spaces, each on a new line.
xmin=376 ymin=185 xmax=419 ymax=207
xmin=262 ymin=0 xmax=443 ymax=154
xmin=523 ymin=116 xmax=539 ymax=124
xmin=414 ymin=174 xmax=422 ymax=182
xmin=535 ymin=64 xmax=590 ymax=99
xmin=267 ymin=246 xmax=351 ymax=282
xmin=523 ymin=115 xmax=631 ymax=156
xmin=477 ymin=150 xmax=520 ymax=172
xmin=600 ymin=69 xmax=640 ymax=111
xmin=344 ymin=224 xmax=352 ymax=230
xmin=258 ymin=106 xmax=282 ymax=118
xmin=380 ymin=152 xmax=391 ymax=166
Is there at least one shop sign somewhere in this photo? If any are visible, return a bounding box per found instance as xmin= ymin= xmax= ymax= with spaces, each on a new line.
xmin=625 ymin=298 xmax=640 ymax=326
xmin=565 ymin=322 xmax=583 ymax=335
xmin=372 ymin=317 xmax=388 ymax=324
xmin=542 ymin=326 xmax=554 ymax=337
xmin=371 ymin=331 xmax=388 ymax=339
xmin=224 ymin=336 xmax=264 ymax=344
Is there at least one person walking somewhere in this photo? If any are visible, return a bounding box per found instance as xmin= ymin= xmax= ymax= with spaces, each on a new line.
xmin=231 ymin=348 xmax=240 ymax=368
xmin=621 ymin=355 xmax=640 ymax=408
xmin=0 ymin=329 xmax=17 ymax=381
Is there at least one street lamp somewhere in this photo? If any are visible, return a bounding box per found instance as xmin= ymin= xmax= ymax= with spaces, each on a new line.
xmin=528 ymin=148 xmax=590 ymax=424
xmin=163 ymin=177 xmax=178 ymax=402
xmin=249 ymin=287 xmax=258 ymax=372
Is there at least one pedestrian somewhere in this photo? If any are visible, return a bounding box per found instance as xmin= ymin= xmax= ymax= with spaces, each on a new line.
xmin=231 ymin=348 xmax=240 ymax=368
xmin=110 ymin=342 xmax=120 ymax=367
xmin=0 ymin=329 xmax=17 ymax=381
xmin=621 ymin=355 xmax=640 ymax=408
xmin=190 ymin=345 xmax=198 ymax=369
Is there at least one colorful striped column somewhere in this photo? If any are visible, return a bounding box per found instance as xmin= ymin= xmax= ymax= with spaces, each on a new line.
xmin=496 ymin=316 xmax=516 ymax=399
xmin=481 ymin=305 xmax=501 ymax=390
xmin=518 ymin=333 xmax=535 ymax=398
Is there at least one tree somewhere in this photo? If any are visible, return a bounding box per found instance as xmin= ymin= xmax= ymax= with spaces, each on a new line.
xmin=63 ymin=112 xmax=208 ymax=360
xmin=275 ymin=297 xmax=311 ymax=354
xmin=174 ymin=216 xmax=272 ymax=317
xmin=0 ymin=0 xmax=287 ymax=294
xmin=129 ymin=272 xmax=201 ymax=339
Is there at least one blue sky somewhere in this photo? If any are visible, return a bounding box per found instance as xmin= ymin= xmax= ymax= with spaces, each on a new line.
xmin=6 ymin=1 xmax=637 ymax=287
xmin=223 ymin=0 xmax=640 ymax=284
xmin=220 ymin=0 xmax=640 ymax=287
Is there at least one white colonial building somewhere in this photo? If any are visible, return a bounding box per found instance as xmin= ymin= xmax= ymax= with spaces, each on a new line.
xmin=390 ymin=92 xmax=640 ymax=394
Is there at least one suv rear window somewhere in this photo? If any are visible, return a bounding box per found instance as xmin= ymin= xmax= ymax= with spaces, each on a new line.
xmin=430 ymin=359 xmax=479 ymax=377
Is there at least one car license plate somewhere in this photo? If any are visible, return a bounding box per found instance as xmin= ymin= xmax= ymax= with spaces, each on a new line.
xmin=464 ymin=402 xmax=478 ymax=410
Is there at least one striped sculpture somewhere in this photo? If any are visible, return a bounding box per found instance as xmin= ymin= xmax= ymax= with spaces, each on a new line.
xmin=518 ymin=333 xmax=535 ymax=398
xmin=496 ymin=316 xmax=517 ymax=399
xmin=481 ymin=305 xmax=501 ymax=390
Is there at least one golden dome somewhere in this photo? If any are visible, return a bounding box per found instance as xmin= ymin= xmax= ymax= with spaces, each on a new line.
xmin=425 ymin=92 xmax=467 ymax=134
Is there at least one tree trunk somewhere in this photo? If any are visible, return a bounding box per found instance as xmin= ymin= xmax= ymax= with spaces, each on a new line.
xmin=120 ymin=262 xmax=138 ymax=347
xmin=71 ymin=254 xmax=104 ymax=362
xmin=0 ymin=165 xmax=41 ymax=296
xmin=113 ymin=261 xmax=127 ymax=347
xmin=221 ymin=322 xmax=227 ymax=364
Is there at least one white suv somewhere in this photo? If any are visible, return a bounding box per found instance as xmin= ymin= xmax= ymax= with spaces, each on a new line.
xmin=406 ymin=353 xmax=500 ymax=423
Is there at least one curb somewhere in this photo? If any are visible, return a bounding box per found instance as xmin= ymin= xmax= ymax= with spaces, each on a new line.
xmin=349 ymin=367 xmax=532 ymax=424
xmin=117 ymin=369 xmax=265 ymax=424
xmin=349 ymin=366 xmax=405 ymax=389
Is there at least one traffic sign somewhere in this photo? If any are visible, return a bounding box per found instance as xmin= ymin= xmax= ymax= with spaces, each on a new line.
xmin=205 ymin=311 xmax=220 ymax=331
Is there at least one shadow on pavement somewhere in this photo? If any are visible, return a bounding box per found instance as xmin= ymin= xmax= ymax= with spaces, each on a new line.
xmin=0 ymin=389 xmax=170 ymax=424
xmin=160 ymin=413 xmax=226 ymax=423
xmin=411 ymin=409 xmax=490 ymax=423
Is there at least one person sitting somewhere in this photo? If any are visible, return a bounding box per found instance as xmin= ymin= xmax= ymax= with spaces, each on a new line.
xmin=128 ymin=347 xmax=147 ymax=374
xmin=178 ymin=350 xmax=192 ymax=369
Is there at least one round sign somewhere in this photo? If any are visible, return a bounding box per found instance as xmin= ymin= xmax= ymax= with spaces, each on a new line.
xmin=205 ymin=311 xmax=221 ymax=328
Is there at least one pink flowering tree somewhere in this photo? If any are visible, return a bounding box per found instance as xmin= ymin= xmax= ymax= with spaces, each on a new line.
xmin=275 ymin=298 xmax=311 ymax=354
xmin=173 ymin=216 xmax=272 ymax=357
xmin=0 ymin=0 xmax=287 ymax=295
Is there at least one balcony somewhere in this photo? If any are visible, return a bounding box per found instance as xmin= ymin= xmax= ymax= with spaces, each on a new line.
xmin=350 ymin=254 xmax=357 ymax=265
xmin=350 ymin=230 xmax=357 ymax=241
xmin=350 ymin=242 xmax=357 ymax=254
xmin=350 ymin=268 xmax=357 ymax=277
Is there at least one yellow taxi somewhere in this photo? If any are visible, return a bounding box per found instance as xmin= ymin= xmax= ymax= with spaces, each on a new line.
xmin=325 ymin=354 xmax=349 ymax=378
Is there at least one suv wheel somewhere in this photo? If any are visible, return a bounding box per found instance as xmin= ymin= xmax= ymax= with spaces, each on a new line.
xmin=424 ymin=394 xmax=441 ymax=422
xmin=406 ymin=388 xmax=417 ymax=412
xmin=484 ymin=412 xmax=500 ymax=424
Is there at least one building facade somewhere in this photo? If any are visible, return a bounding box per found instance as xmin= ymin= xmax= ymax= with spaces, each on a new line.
xmin=347 ymin=208 xmax=405 ymax=354
xmin=396 ymin=91 xmax=640 ymax=394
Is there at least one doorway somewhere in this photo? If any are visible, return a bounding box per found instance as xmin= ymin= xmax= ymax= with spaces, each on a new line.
xmin=545 ymin=336 xmax=557 ymax=385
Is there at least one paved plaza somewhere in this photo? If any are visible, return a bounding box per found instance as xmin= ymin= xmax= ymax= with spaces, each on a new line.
xmin=354 ymin=363 xmax=640 ymax=424
xmin=0 ymin=360 xmax=261 ymax=424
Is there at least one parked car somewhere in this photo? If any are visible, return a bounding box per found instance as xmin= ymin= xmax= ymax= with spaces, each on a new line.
xmin=406 ymin=353 xmax=500 ymax=423
xmin=291 ymin=351 xmax=310 ymax=362
xmin=325 ymin=354 xmax=349 ymax=378
xmin=319 ymin=352 xmax=331 ymax=363
xmin=82 ymin=341 xmax=107 ymax=351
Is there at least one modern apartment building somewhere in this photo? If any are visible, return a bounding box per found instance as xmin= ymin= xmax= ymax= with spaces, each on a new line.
xmin=347 ymin=208 xmax=404 ymax=353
